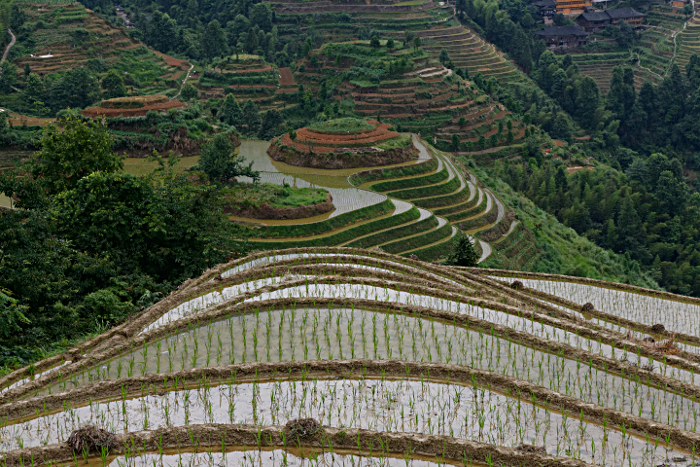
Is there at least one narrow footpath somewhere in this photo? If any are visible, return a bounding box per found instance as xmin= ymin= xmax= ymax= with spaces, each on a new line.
xmin=1 ymin=29 xmax=16 ymax=64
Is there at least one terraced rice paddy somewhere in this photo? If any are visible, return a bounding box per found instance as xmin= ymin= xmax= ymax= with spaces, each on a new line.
xmin=2 ymin=248 xmax=700 ymax=467
xmin=231 ymin=134 xmax=521 ymax=263
xmin=269 ymin=0 xmax=535 ymax=149
xmin=570 ymin=54 xmax=662 ymax=94
xmin=12 ymin=2 xmax=183 ymax=94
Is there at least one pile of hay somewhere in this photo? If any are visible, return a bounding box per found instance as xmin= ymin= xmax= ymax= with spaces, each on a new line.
xmin=285 ymin=418 xmax=320 ymax=438
xmin=66 ymin=425 xmax=116 ymax=453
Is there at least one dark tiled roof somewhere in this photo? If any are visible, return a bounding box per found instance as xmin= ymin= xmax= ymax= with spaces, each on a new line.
xmin=579 ymin=10 xmax=610 ymax=21
xmin=532 ymin=0 xmax=556 ymax=8
xmin=606 ymin=7 xmax=645 ymax=18
xmin=579 ymin=7 xmax=645 ymax=21
xmin=534 ymin=25 xmax=589 ymax=36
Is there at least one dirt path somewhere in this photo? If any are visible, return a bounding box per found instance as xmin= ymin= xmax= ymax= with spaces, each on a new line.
xmin=1 ymin=29 xmax=16 ymax=64
xmin=279 ymin=67 xmax=295 ymax=86
xmin=173 ymin=63 xmax=195 ymax=99
xmin=666 ymin=0 xmax=695 ymax=76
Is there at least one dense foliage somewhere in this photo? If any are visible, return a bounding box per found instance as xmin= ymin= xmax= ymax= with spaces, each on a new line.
xmin=0 ymin=118 xmax=250 ymax=368
xmin=497 ymin=153 xmax=700 ymax=295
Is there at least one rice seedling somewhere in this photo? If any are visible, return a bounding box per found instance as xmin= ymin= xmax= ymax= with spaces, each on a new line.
xmin=4 ymin=250 xmax=700 ymax=467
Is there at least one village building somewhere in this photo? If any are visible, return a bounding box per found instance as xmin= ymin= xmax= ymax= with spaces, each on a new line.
xmin=672 ymin=0 xmax=689 ymax=9
xmin=532 ymin=0 xmax=557 ymax=22
xmin=577 ymin=7 xmax=645 ymax=32
xmin=533 ymin=25 xmax=589 ymax=50
xmin=555 ymin=0 xmax=592 ymax=16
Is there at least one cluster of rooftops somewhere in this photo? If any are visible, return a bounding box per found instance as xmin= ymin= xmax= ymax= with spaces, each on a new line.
xmin=530 ymin=5 xmax=645 ymax=49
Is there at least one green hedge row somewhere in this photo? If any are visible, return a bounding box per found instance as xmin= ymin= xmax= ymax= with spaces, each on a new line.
xmin=391 ymin=173 xmax=461 ymax=200
xmin=489 ymin=222 xmax=522 ymax=250
xmin=371 ymin=165 xmax=448 ymax=193
xmin=348 ymin=214 xmax=438 ymax=249
xmin=413 ymin=183 xmax=471 ymax=209
xmin=458 ymin=200 xmax=499 ymax=231
xmin=250 ymin=204 xmax=420 ymax=248
xmin=255 ymin=198 xmax=393 ymax=238
xmin=500 ymin=231 xmax=528 ymax=259
xmin=432 ymin=188 xmax=479 ymax=216
xmin=350 ymin=154 xmax=437 ymax=189
xmin=383 ymin=222 xmax=453 ymax=254
xmin=403 ymin=232 xmax=455 ymax=261
xmin=446 ymin=195 xmax=487 ymax=223
xmin=478 ymin=215 xmax=516 ymax=242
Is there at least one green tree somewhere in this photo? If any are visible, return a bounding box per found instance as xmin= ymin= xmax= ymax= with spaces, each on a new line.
xmin=687 ymin=53 xmax=700 ymax=90
xmin=258 ymin=109 xmax=285 ymax=139
xmin=181 ymin=83 xmax=199 ymax=101
xmin=47 ymin=67 xmax=100 ymax=111
xmin=608 ymin=22 xmax=639 ymax=49
xmin=202 ymin=19 xmax=228 ymax=59
xmin=386 ymin=38 xmax=395 ymax=50
xmin=249 ymin=2 xmax=273 ymax=31
xmin=370 ymin=35 xmax=380 ymax=49
xmin=221 ymin=93 xmax=242 ymax=126
xmin=0 ymin=291 xmax=30 ymax=341
xmin=101 ymin=69 xmax=126 ymax=99
xmin=616 ymin=197 xmax=646 ymax=261
xmin=0 ymin=62 xmax=17 ymax=93
xmin=25 ymin=73 xmax=44 ymax=103
xmin=451 ymin=133 xmax=461 ymax=151
xmin=29 ymin=116 xmax=123 ymax=194
xmin=439 ymin=49 xmax=451 ymax=66
xmin=241 ymin=99 xmax=261 ymax=133
xmin=575 ymin=76 xmax=601 ymax=128
xmin=656 ymin=169 xmax=689 ymax=216
xmin=51 ymin=169 xmax=247 ymax=279
xmin=198 ymin=133 xmax=259 ymax=184
xmin=446 ymin=234 xmax=479 ymax=266
xmin=413 ymin=36 xmax=422 ymax=51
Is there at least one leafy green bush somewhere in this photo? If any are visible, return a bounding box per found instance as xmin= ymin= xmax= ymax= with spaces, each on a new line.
xmin=308 ymin=117 xmax=375 ymax=134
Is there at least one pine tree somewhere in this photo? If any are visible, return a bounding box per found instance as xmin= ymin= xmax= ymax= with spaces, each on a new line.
xmin=447 ymin=234 xmax=479 ymax=267
xmin=616 ymin=197 xmax=646 ymax=260
xmin=221 ymin=93 xmax=242 ymax=126
xmin=241 ymin=99 xmax=261 ymax=133
xmin=202 ymin=20 xmax=228 ymax=59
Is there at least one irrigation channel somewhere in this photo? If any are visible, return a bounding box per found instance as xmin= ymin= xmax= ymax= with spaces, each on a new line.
xmin=3 ymin=248 xmax=700 ymax=467
xmin=231 ymin=137 xmax=500 ymax=261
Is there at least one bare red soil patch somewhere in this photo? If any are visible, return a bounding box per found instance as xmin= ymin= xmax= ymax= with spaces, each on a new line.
xmin=82 ymin=100 xmax=185 ymax=118
xmin=279 ymin=67 xmax=295 ymax=86
xmin=292 ymin=123 xmax=399 ymax=150
xmin=151 ymin=49 xmax=190 ymax=71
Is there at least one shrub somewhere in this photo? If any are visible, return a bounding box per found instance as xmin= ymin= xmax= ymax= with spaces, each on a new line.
xmin=446 ymin=233 xmax=479 ymax=266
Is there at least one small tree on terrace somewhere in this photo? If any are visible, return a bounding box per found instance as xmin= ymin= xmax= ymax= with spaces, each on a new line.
xmin=439 ymin=49 xmax=451 ymax=66
xmin=404 ymin=31 xmax=415 ymax=47
xmin=199 ymin=133 xmax=259 ymax=184
xmin=370 ymin=35 xmax=380 ymax=49
xmin=446 ymin=233 xmax=479 ymax=267
xmin=386 ymin=38 xmax=395 ymax=50
xmin=181 ymin=83 xmax=199 ymax=101
xmin=413 ymin=36 xmax=422 ymax=52
xmin=683 ymin=3 xmax=693 ymax=17
xmin=221 ymin=93 xmax=242 ymax=126
xmin=29 ymin=115 xmax=123 ymax=195
xmin=241 ymin=99 xmax=261 ymax=133
xmin=101 ymin=70 xmax=126 ymax=99
xmin=451 ymin=133 xmax=461 ymax=151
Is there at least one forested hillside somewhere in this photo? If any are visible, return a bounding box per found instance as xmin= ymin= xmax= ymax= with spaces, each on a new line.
xmin=4 ymin=0 xmax=700 ymax=370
